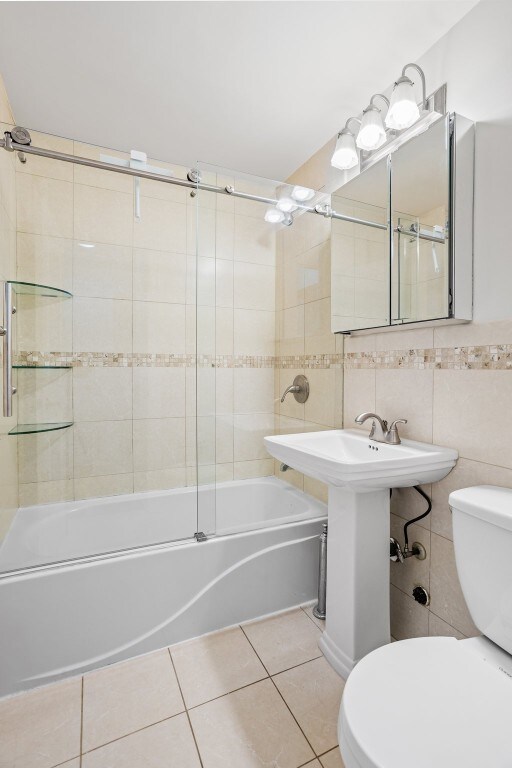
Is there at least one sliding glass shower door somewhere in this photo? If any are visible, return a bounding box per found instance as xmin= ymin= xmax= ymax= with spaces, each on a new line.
xmin=0 ymin=125 xmax=212 ymax=572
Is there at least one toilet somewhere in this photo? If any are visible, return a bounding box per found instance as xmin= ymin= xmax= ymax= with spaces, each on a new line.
xmin=338 ymin=486 xmax=512 ymax=768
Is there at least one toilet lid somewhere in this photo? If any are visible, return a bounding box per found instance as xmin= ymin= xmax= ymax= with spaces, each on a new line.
xmin=341 ymin=637 xmax=512 ymax=768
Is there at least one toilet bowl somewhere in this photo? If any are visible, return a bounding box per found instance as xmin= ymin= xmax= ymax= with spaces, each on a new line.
xmin=339 ymin=634 xmax=512 ymax=767
xmin=338 ymin=486 xmax=512 ymax=768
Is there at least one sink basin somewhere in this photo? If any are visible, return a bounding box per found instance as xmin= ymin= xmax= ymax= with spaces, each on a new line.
xmin=264 ymin=429 xmax=458 ymax=490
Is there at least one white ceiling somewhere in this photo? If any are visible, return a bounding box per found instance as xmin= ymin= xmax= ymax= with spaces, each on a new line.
xmin=0 ymin=1 xmax=477 ymax=181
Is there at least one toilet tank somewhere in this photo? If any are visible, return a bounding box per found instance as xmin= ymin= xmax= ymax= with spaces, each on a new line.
xmin=450 ymin=486 xmax=512 ymax=655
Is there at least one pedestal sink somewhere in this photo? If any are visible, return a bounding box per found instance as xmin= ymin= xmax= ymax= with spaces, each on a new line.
xmin=264 ymin=429 xmax=458 ymax=678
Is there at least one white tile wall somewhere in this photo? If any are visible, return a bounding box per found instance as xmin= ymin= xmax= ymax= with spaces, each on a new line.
xmin=11 ymin=123 xmax=277 ymax=519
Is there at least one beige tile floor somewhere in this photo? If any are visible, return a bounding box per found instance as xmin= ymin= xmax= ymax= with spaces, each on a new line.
xmin=0 ymin=604 xmax=346 ymax=768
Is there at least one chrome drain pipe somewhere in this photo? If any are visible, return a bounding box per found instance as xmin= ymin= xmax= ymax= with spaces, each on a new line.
xmin=313 ymin=523 xmax=328 ymax=620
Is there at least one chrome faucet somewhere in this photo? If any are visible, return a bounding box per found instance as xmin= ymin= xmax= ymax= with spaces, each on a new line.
xmin=355 ymin=412 xmax=407 ymax=445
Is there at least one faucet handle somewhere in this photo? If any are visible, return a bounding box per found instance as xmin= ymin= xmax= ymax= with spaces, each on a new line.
xmin=280 ymin=374 xmax=309 ymax=404
xmin=387 ymin=418 xmax=407 ymax=445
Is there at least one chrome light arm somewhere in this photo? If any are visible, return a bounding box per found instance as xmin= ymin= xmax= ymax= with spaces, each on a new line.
xmin=401 ymin=63 xmax=427 ymax=110
xmin=369 ymin=93 xmax=390 ymax=112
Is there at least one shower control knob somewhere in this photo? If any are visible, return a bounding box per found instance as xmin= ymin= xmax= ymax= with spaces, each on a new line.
xmin=412 ymin=586 xmax=430 ymax=606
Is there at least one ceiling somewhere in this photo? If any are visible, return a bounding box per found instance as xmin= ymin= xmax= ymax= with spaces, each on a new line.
xmin=0 ymin=1 xmax=477 ymax=181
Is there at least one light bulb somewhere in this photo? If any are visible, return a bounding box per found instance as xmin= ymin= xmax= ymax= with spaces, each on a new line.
xmin=291 ymin=186 xmax=315 ymax=202
xmin=331 ymin=130 xmax=358 ymax=171
xmin=385 ymin=76 xmax=420 ymax=130
xmin=356 ymin=106 xmax=387 ymax=151
xmin=264 ymin=208 xmax=285 ymax=224
xmin=276 ymin=196 xmax=299 ymax=213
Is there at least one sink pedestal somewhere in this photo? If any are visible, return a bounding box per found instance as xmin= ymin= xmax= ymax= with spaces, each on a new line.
xmin=263 ymin=428 xmax=458 ymax=679
xmin=319 ymin=486 xmax=391 ymax=679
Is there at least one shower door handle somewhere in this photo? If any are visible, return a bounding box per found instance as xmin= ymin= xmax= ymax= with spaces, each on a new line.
xmin=1 ymin=282 xmax=14 ymax=417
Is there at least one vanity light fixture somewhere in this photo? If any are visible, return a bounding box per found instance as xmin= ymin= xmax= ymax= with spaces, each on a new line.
xmin=331 ymin=62 xmax=428 ymax=169
xmin=264 ymin=208 xmax=285 ymax=224
xmin=291 ymin=185 xmax=315 ymax=202
xmin=356 ymin=94 xmax=390 ymax=151
xmin=331 ymin=118 xmax=361 ymax=170
xmin=385 ymin=63 xmax=427 ymax=131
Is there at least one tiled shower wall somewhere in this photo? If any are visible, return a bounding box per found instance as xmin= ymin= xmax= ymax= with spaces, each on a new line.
xmin=9 ymin=126 xmax=276 ymax=507
xmin=274 ymin=210 xmax=343 ymax=504
xmin=0 ymin=76 xmax=18 ymax=539
xmin=198 ymin=177 xmax=276 ymax=485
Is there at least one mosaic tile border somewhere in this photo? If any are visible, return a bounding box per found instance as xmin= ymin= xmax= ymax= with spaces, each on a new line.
xmin=15 ymin=346 xmax=512 ymax=370
xmin=278 ymin=354 xmax=344 ymax=369
xmin=14 ymin=352 xmax=276 ymax=369
xmin=344 ymin=345 xmax=512 ymax=370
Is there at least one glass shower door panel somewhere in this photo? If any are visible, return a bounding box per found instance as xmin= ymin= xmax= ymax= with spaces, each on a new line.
xmin=0 ymin=128 xmax=199 ymax=574
xmin=195 ymin=174 xmax=217 ymax=538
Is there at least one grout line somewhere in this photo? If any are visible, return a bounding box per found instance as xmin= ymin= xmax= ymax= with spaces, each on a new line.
xmin=391 ymin=582 xmax=468 ymax=638
xmin=180 ymin=643 xmax=326 ymax=715
xmin=300 ymin=604 xmax=325 ymax=631
xmin=52 ymin=758 xmax=82 ymax=768
xmin=268 ymin=675 xmax=318 ymax=758
xmin=166 ymin=647 xmax=186 ymax=713
xmin=269 ymin=653 xmax=324 ymax=678
xmin=426 ymin=606 xmax=470 ymax=638
xmin=185 ymin=674 xmax=269 ymax=712
xmin=80 ymin=710 xmax=187 ymax=757
xmin=315 ymin=747 xmax=342 ymax=764
xmin=168 ymin=648 xmax=204 ymax=768
xmin=239 ymin=624 xmax=319 ymax=758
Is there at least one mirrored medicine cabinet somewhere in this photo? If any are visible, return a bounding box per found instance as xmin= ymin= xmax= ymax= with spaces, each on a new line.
xmin=331 ymin=113 xmax=474 ymax=334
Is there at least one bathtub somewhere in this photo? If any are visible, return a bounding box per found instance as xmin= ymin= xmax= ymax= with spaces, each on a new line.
xmin=0 ymin=477 xmax=326 ymax=697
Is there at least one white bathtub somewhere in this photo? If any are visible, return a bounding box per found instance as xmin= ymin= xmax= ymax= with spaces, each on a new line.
xmin=0 ymin=477 xmax=326 ymax=697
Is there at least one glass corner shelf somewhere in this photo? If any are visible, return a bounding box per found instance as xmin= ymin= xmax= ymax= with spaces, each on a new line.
xmin=9 ymin=421 xmax=73 ymax=436
xmin=7 ymin=281 xmax=72 ymax=299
